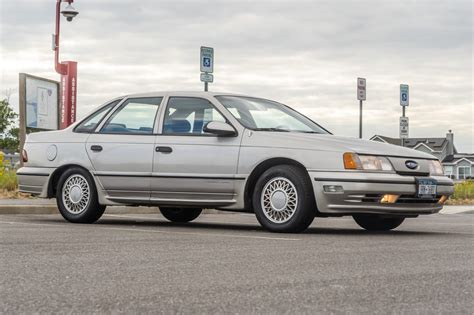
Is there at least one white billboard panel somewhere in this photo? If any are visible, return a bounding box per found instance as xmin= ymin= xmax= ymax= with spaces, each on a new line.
xmin=25 ymin=76 xmax=59 ymax=130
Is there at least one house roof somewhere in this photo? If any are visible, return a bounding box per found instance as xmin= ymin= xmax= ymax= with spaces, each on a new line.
xmin=370 ymin=135 xmax=457 ymax=153
xmin=442 ymin=154 xmax=474 ymax=164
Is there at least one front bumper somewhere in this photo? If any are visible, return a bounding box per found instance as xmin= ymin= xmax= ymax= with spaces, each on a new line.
xmin=17 ymin=167 xmax=55 ymax=197
xmin=310 ymin=171 xmax=454 ymax=216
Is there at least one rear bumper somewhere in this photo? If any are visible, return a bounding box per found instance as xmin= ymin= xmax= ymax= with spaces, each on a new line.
xmin=17 ymin=167 xmax=55 ymax=197
xmin=310 ymin=171 xmax=454 ymax=216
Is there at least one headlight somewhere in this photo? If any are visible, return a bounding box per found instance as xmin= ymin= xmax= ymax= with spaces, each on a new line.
xmin=343 ymin=153 xmax=393 ymax=171
xmin=428 ymin=160 xmax=443 ymax=175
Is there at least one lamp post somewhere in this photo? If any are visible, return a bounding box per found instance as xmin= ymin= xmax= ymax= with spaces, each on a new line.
xmin=53 ymin=0 xmax=79 ymax=129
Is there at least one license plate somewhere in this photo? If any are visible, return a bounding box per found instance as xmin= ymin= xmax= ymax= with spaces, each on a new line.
xmin=416 ymin=178 xmax=437 ymax=198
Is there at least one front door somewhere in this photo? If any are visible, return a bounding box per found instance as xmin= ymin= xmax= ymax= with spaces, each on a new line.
xmin=151 ymin=96 xmax=242 ymax=206
xmin=86 ymin=97 xmax=162 ymax=202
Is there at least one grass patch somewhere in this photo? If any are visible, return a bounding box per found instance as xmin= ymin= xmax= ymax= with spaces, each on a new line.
xmin=0 ymin=169 xmax=17 ymax=191
xmin=446 ymin=180 xmax=474 ymax=205
xmin=449 ymin=180 xmax=474 ymax=203
xmin=0 ymin=169 xmax=34 ymax=199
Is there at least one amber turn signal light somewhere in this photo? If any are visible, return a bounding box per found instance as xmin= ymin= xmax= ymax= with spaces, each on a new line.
xmin=380 ymin=194 xmax=400 ymax=204
xmin=343 ymin=152 xmax=361 ymax=170
xmin=438 ymin=195 xmax=448 ymax=204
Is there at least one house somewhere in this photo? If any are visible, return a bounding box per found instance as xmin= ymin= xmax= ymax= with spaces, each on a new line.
xmin=370 ymin=131 xmax=473 ymax=180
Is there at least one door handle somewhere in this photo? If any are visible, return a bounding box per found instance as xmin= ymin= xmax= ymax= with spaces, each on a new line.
xmin=90 ymin=145 xmax=103 ymax=152
xmin=155 ymin=146 xmax=172 ymax=153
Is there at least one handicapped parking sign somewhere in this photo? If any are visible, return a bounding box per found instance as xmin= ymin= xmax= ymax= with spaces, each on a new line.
xmin=400 ymin=84 xmax=409 ymax=106
xmin=200 ymin=46 xmax=214 ymax=73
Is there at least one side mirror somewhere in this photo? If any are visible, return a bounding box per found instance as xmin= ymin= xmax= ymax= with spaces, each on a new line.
xmin=203 ymin=121 xmax=237 ymax=137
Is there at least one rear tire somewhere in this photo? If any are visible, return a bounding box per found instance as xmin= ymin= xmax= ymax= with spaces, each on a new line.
xmin=353 ymin=214 xmax=405 ymax=231
xmin=56 ymin=167 xmax=106 ymax=224
xmin=160 ymin=207 xmax=202 ymax=223
xmin=252 ymin=165 xmax=316 ymax=233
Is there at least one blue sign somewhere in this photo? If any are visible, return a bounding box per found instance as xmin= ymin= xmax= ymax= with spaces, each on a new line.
xmin=400 ymin=84 xmax=409 ymax=106
xmin=200 ymin=46 xmax=214 ymax=73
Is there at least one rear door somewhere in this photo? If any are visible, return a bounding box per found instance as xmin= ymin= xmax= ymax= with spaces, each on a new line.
xmin=86 ymin=97 xmax=162 ymax=202
xmin=151 ymin=96 xmax=242 ymax=205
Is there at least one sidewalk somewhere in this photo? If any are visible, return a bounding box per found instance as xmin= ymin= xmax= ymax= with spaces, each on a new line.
xmin=0 ymin=198 xmax=472 ymax=215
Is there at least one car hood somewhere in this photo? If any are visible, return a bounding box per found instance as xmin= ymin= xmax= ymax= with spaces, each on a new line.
xmin=246 ymin=132 xmax=436 ymax=159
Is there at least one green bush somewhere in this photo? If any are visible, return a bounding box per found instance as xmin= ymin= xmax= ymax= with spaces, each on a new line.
xmin=451 ymin=180 xmax=474 ymax=200
xmin=0 ymin=169 xmax=17 ymax=191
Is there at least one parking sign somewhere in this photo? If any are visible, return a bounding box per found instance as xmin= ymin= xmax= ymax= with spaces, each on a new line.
xmin=357 ymin=78 xmax=366 ymax=101
xmin=400 ymin=84 xmax=409 ymax=106
xmin=200 ymin=46 xmax=214 ymax=73
xmin=400 ymin=116 xmax=409 ymax=138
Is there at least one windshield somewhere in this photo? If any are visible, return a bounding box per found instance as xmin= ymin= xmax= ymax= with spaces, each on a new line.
xmin=215 ymin=96 xmax=329 ymax=134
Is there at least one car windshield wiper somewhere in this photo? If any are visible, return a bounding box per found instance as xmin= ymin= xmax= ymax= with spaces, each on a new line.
xmin=253 ymin=128 xmax=290 ymax=132
xmin=298 ymin=130 xmax=322 ymax=134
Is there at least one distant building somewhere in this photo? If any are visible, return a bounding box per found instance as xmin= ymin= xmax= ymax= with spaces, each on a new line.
xmin=370 ymin=130 xmax=473 ymax=180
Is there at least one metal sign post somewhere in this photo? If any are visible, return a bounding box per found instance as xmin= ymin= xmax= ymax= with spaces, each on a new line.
xmin=357 ymin=78 xmax=366 ymax=138
xmin=200 ymin=46 xmax=214 ymax=91
xmin=400 ymin=84 xmax=409 ymax=146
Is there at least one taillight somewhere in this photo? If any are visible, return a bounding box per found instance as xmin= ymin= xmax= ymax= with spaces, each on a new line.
xmin=21 ymin=149 xmax=28 ymax=163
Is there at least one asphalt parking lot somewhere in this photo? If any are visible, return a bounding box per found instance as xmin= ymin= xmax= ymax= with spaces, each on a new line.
xmin=1 ymin=212 xmax=473 ymax=314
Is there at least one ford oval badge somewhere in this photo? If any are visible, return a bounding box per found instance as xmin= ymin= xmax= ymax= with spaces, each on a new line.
xmin=405 ymin=160 xmax=418 ymax=170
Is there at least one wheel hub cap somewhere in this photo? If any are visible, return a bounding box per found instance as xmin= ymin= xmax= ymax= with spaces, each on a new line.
xmin=261 ymin=177 xmax=298 ymax=223
xmin=62 ymin=174 xmax=90 ymax=215
xmin=270 ymin=190 xmax=288 ymax=210
xmin=69 ymin=185 xmax=83 ymax=203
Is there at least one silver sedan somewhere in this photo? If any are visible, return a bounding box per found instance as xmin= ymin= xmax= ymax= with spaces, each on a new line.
xmin=17 ymin=92 xmax=454 ymax=233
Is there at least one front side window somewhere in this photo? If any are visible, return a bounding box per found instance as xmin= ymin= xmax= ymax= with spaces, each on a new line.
xmin=215 ymin=95 xmax=329 ymax=134
xmin=163 ymin=97 xmax=226 ymax=135
xmin=75 ymin=99 xmax=121 ymax=133
xmin=101 ymin=97 xmax=162 ymax=134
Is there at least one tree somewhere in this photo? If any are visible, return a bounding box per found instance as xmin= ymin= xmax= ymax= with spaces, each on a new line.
xmin=0 ymin=98 xmax=19 ymax=152
xmin=0 ymin=98 xmax=17 ymax=135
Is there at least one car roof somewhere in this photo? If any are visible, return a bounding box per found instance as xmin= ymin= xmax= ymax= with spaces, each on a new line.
xmin=119 ymin=91 xmax=254 ymax=99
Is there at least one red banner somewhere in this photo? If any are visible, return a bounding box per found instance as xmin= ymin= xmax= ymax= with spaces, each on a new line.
xmin=59 ymin=61 xmax=77 ymax=129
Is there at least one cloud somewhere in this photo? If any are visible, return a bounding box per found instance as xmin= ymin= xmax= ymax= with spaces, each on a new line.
xmin=1 ymin=0 xmax=472 ymax=151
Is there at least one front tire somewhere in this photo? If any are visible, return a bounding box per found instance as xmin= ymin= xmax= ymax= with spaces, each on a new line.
xmin=353 ymin=214 xmax=405 ymax=231
xmin=252 ymin=165 xmax=316 ymax=233
xmin=160 ymin=207 xmax=202 ymax=222
xmin=56 ymin=167 xmax=106 ymax=223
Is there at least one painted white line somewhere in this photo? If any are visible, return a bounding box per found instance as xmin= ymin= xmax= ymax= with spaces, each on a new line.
xmin=104 ymin=226 xmax=301 ymax=241
xmin=0 ymin=220 xmax=300 ymax=241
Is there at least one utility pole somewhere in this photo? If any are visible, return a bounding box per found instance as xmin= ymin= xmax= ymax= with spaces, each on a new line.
xmin=53 ymin=0 xmax=79 ymax=129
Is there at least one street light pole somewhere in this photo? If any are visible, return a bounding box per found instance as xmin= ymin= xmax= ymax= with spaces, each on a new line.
xmin=54 ymin=0 xmax=78 ymax=129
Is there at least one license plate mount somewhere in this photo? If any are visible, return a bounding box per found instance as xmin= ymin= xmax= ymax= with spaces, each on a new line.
xmin=416 ymin=178 xmax=437 ymax=199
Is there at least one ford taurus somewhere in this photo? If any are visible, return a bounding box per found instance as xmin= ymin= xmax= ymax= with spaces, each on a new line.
xmin=17 ymin=92 xmax=454 ymax=233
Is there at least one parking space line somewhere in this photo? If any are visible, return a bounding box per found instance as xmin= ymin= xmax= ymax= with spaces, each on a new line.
xmin=0 ymin=220 xmax=301 ymax=242
xmin=104 ymin=226 xmax=301 ymax=241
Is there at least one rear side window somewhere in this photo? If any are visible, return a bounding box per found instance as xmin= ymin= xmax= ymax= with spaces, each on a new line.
xmin=101 ymin=97 xmax=162 ymax=134
xmin=75 ymin=99 xmax=121 ymax=133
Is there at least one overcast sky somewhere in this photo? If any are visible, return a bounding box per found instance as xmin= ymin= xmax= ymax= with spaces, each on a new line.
xmin=1 ymin=0 xmax=472 ymax=151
